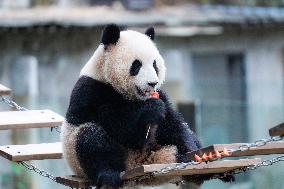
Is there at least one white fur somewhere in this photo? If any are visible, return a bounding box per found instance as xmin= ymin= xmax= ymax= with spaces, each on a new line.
xmin=61 ymin=121 xmax=86 ymax=177
xmin=80 ymin=30 xmax=166 ymax=100
xmin=80 ymin=45 xmax=106 ymax=82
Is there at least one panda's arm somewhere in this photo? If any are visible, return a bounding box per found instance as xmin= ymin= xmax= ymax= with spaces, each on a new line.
xmin=156 ymin=91 xmax=202 ymax=161
xmin=96 ymin=98 xmax=167 ymax=149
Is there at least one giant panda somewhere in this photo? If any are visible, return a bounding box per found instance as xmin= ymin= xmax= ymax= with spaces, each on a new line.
xmin=61 ymin=24 xmax=208 ymax=189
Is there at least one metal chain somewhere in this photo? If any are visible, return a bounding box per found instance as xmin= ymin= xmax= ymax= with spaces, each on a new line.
xmin=231 ymin=135 xmax=283 ymax=153
xmin=1 ymin=95 xmax=284 ymax=186
xmin=51 ymin=126 xmax=61 ymax=133
xmin=209 ymin=154 xmax=284 ymax=181
xmin=0 ymin=95 xmax=27 ymax=111
xmin=130 ymin=135 xmax=284 ymax=184
xmin=0 ymin=95 xmax=62 ymax=183
xmin=247 ymin=154 xmax=284 ymax=170
xmin=153 ymin=161 xmax=200 ymax=176
xmin=19 ymin=161 xmax=56 ymax=182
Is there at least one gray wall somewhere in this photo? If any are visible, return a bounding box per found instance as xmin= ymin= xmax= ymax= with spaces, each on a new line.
xmin=0 ymin=25 xmax=284 ymax=189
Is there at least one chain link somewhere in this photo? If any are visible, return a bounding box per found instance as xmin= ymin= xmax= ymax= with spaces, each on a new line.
xmin=247 ymin=154 xmax=284 ymax=170
xmin=1 ymin=95 xmax=284 ymax=186
xmin=235 ymin=136 xmax=283 ymax=153
xmin=19 ymin=161 xmax=56 ymax=182
xmin=51 ymin=126 xmax=61 ymax=133
xmin=129 ymin=136 xmax=284 ymax=184
xmin=0 ymin=95 xmax=62 ymax=183
xmin=0 ymin=95 xmax=27 ymax=111
xmin=153 ymin=161 xmax=200 ymax=176
xmin=209 ymin=154 xmax=284 ymax=181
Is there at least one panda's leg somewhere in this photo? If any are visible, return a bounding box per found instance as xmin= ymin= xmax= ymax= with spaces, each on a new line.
xmin=75 ymin=124 xmax=127 ymax=189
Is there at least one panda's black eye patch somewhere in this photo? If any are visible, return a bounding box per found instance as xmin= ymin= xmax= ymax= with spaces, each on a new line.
xmin=130 ymin=59 xmax=142 ymax=76
xmin=153 ymin=60 xmax=159 ymax=75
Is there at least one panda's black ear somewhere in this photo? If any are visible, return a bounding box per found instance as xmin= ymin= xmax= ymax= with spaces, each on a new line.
xmin=101 ymin=24 xmax=120 ymax=46
xmin=145 ymin=27 xmax=155 ymax=41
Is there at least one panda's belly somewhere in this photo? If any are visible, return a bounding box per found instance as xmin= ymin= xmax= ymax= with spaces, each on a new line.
xmin=125 ymin=124 xmax=178 ymax=170
xmin=61 ymin=121 xmax=86 ymax=177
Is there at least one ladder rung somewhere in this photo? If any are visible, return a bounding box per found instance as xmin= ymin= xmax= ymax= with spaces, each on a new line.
xmin=187 ymin=141 xmax=284 ymax=160
xmin=56 ymin=158 xmax=261 ymax=188
xmin=0 ymin=84 xmax=11 ymax=96
xmin=0 ymin=110 xmax=64 ymax=130
xmin=0 ymin=142 xmax=62 ymax=161
xmin=269 ymin=123 xmax=284 ymax=137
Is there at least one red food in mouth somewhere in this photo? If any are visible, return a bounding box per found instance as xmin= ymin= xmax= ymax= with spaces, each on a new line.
xmin=151 ymin=91 xmax=159 ymax=99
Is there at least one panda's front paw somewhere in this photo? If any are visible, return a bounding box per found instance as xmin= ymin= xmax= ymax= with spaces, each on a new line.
xmin=97 ymin=170 xmax=122 ymax=189
xmin=140 ymin=98 xmax=166 ymax=124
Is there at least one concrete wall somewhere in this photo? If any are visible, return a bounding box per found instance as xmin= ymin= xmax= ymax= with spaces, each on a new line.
xmin=159 ymin=27 xmax=284 ymax=189
xmin=0 ymin=26 xmax=284 ymax=189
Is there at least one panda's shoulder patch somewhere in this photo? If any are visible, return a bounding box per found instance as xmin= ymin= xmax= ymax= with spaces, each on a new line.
xmin=66 ymin=76 xmax=122 ymax=125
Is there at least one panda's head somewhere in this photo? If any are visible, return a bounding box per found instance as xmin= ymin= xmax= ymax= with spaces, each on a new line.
xmin=81 ymin=24 xmax=166 ymax=101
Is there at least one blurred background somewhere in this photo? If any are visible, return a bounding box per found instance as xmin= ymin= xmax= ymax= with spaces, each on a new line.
xmin=0 ymin=0 xmax=284 ymax=189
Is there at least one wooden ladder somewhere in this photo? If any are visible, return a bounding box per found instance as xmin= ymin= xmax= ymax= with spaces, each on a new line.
xmin=0 ymin=83 xmax=284 ymax=188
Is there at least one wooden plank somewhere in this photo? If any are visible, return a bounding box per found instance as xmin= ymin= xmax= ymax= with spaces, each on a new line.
xmin=0 ymin=84 xmax=11 ymax=95
xmin=56 ymin=159 xmax=261 ymax=188
xmin=56 ymin=176 xmax=94 ymax=189
xmin=0 ymin=142 xmax=62 ymax=161
xmin=0 ymin=110 xmax=64 ymax=130
xmin=121 ymin=158 xmax=261 ymax=180
xmin=187 ymin=141 xmax=284 ymax=160
xmin=269 ymin=123 xmax=284 ymax=137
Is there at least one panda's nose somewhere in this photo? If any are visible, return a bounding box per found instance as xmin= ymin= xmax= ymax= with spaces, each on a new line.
xmin=148 ymin=82 xmax=158 ymax=88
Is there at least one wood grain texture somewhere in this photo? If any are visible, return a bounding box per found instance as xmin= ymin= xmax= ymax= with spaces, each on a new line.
xmin=269 ymin=123 xmax=284 ymax=137
xmin=0 ymin=110 xmax=64 ymax=130
xmin=56 ymin=159 xmax=261 ymax=188
xmin=121 ymin=158 xmax=261 ymax=180
xmin=187 ymin=141 xmax=284 ymax=160
xmin=56 ymin=175 xmax=94 ymax=188
xmin=0 ymin=84 xmax=11 ymax=95
xmin=0 ymin=142 xmax=62 ymax=161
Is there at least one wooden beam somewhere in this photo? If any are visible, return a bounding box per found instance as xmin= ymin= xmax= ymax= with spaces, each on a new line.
xmin=56 ymin=159 xmax=261 ymax=188
xmin=121 ymin=158 xmax=261 ymax=180
xmin=0 ymin=142 xmax=62 ymax=161
xmin=187 ymin=141 xmax=284 ymax=160
xmin=56 ymin=176 xmax=94 ymax=189
xmin=0 ymin=84 xmax=11 ymax=96
xmin=0 ymin=110 xmax=64 ymax=130
xmin=269 ymin=123 xmax=284 ymax=137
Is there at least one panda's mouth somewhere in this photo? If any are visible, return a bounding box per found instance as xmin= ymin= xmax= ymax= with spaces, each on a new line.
xmin=136 ymin=86 xmax=152 ymax=97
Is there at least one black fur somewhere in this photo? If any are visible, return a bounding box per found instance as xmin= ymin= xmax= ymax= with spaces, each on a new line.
xmin=66 ymin=76 xmax=202 ymax=188
xmin=129 ymin=59 xmax=142 ymax=76
xmin=145 ymin=27 xmax=155 ymax=41
xmin=153 ymin=60 xmax=159 ymax=75
xmin=75 ymin=125 xmax=126 ymax=188
xmin=101 ymin=24 xmax=120 ymax=47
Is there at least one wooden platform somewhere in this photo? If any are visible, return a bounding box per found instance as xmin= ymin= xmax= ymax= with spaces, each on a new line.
xmin=187 ymin=141 xmax=284 ymax=160
xmin=0 ymin=84 xmax=11 ymax=96
xmin=0 ymin=142 xmax=62 ymax=161
xmin=0 ymin=110 xmax=64 ymax=130
xmin=56 ymin=158 xmax=261 ymax=188
xmin=269 ymin=123 xmax=284 ymax=137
